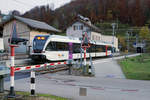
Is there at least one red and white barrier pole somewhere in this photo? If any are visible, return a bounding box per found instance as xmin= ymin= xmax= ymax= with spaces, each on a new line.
xmin=83 ymin=47 xmax=87 ymax=74
xmin=8 ymin=45 xmax=17 ymax=97
xmin=106 ymin=45 xmax=108 ymax=56
xmin=84 ymin=47 xmax=86 ymax=66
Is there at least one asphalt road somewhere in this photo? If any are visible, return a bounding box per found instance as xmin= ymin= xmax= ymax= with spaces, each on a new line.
xmin=5 ymin=53 xmax=149 ymax=100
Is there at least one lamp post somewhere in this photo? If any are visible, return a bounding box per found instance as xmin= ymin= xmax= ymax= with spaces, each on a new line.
xmin=111 ymin=23 xmax=116 ymax=56
xmin=126 ymin=31 xmax=129 ymax=54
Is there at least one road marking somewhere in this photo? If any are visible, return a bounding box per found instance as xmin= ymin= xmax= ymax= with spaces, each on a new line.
xmin=42 ymin=75 xmax=139 ymax=93
xmin=93 ymin=59 xmax=112 ymax=64
xmin=121 ymin=89 xmax=139 ymax=92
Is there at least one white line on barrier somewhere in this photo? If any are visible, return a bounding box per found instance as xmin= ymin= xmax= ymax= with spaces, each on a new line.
xmin=14 ymin=61 xmax=67 ymax=72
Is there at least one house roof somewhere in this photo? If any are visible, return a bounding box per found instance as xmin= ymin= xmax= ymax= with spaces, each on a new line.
xmin=67 ymin=17 xmax=101 ymax=33
xmin=78 ymin=19 xmax=101 ymax=33
xmin=1 ymin=16 xmax=61 ymax=33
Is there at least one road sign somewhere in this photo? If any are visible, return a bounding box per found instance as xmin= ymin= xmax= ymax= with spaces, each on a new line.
xmin=81 ymin=32 xmax=90 ymax=48
xmin=8 ymin=21 xmax=28 ymax=45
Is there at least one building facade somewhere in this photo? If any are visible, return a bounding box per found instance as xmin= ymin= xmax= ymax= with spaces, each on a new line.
xmin=2 ymin=16 xmax=60 ymax=54
xmin=66 ymin=16 xmax=119 ymax=51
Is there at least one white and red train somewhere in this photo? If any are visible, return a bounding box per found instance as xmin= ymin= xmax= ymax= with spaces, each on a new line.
xmin=30 ymin=35 xmax=113 ymax=61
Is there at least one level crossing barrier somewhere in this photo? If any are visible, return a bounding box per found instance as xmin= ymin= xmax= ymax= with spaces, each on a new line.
xmin=8 ymin=61 xmax=68 ymax=97
xmin=14 ymin=61 xmax=67 ymax=72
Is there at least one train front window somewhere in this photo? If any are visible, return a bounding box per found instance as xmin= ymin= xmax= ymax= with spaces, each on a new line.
xmin=33 ymin=36 xmax=49 ymax=51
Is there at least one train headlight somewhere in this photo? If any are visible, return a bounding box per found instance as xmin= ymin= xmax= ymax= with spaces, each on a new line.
xmin=37 ymin=37 xmax=45 ymax=40
xmin=37 ymin=37 xmax=41 ymax=40
xmin=41 ymin=37 xmax=45 ymax=40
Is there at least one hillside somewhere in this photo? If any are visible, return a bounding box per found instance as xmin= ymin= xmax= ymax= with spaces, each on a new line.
xmin=23 ymin=0 xmax=150 ymax=33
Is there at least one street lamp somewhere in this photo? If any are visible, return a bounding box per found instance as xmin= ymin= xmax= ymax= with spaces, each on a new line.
xmin=111 ymin=23 xmax=116 ymax=56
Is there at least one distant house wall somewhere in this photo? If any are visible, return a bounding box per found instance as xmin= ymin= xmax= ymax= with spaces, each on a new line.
xmin=66 ymin=20 xmax=119 ymax=51
xmin=3 ymin=20 xmax=30 ymax=54
xmin=91 ymin=32 xmax=102 ymax=41
xmin=30 ymin=30 xmax=50 ymax=45
xmin=66 ymin=22 xmax=91 ymax=39
xmin=0 ymin=38 xmax=4 ymax=50
xmin=101 ymin=35 xmax=119 ymax=51
xmin=3 ymin=20 xmax=53 ymax=54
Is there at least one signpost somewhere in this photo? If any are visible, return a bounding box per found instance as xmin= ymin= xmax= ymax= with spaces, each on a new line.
xmin=81 ymin=32 xmax=90 ymax=74
xmin=68 ymin=42 xmax=73 ymax=75
xmin=8 ymin=21 xmax=28 ymax=98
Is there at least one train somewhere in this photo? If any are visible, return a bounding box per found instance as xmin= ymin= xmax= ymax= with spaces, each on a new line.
xmin=30 ymin=35 xmax=113 ymax=61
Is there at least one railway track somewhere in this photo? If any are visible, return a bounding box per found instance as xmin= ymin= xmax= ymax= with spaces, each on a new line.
xmin=14 ymin=60 xmax=69 ymax=74
xmin=36 ymin=65 xmax=69 ymax=74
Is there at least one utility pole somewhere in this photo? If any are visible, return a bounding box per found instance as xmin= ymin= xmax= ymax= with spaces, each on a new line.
xmin=68 ymin=42 xmax=73 ymax=75
xmin=111 ymin=23 xmax=116 ymax=56
xmin=126 ymin=31 xmax=129 ymax=54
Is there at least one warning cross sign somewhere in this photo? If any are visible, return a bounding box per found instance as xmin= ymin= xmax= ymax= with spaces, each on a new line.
xmin=81 ymin=32 xmax=90 ymax=48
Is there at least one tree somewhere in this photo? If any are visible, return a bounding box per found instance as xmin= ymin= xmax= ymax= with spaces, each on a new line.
xmin=139 ymin=26 xmax=150 ymax=40
xmin=106 ymin=10 xmax=113 ymax=21
xmin=117 ymin=0 xmax=129 ymax=23
xmin=9 ymin=10 xmax=20 ymax=16
xmin=132 ymin=0 xmax=144 ymax=26
xmin=118 ymin=36 xmax=126 ymax=51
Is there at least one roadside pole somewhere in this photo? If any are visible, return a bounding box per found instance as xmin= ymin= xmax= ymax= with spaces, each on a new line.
xmin=81 ymin=32 xmax=90 ymax=74
xmin=89 ymin=53 xmax=95 ymax=75
xmin=7 ymin=21 xmax=28 ymax=98
xmin=111 ymin=23 xmax=116 ymax=57
xmin=80 ymin=41 xmax=83 ymax=68
xmin=68 ymin=42 xmax=73 ymax=75
xmin=83 ymin=47 xmax=86 ymax=74
xmin=8 ymin=45 xmax=18 ymax=98
xmin=31 ymin=70 xmax=35 ymax=96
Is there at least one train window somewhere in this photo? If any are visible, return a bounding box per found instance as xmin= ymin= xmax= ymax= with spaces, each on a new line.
xmin=73 ymin=43 xmax=80 ymax=53
xmin=45 ymin=42 xmax=57 ymax=51
xmin=46 ymin=42 xmax=69 ymax=51
xmin=96 ymin=45 xmax=106 ymax=52
xmin=56 ymin=42 xmax=68 ymax=51
xmin=88 ymin=44 xmax=96 ymax=52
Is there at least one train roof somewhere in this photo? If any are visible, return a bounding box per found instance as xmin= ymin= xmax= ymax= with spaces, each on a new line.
xmin=35 ymin=34 xmax=113 ymax=46
xmin=49 ymin=35 xmax=81 ymax=43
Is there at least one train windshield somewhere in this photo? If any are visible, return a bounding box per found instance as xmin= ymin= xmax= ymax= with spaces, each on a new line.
xmin=33 ymin=35 xmax=49 ymax=52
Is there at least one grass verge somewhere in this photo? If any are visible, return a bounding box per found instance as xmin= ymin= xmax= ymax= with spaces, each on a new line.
xmin=118 ymin=54 xmax=150 ymax=80
xmin=10 ymin=91 xmax=69 ymax=100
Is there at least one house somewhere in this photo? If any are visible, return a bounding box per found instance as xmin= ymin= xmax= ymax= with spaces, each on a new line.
xmin=66 ymin=15 xmax=101 ymax=40
xmin=66 ymin=15 xmax=119 ymax=51
xmin=1 ymin=16 xmax=60 ymax=54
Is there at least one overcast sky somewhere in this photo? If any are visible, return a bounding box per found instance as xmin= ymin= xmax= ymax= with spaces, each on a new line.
xmin=0 ymin=0 xmax=71 ymax=14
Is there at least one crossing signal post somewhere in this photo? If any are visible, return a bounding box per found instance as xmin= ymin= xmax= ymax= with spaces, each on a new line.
xmin=81 ymin=32 xmax=90 ymax=74
xmin=68 ymin=42 xmax=73 ymax=75
xmin=8 ymin=21 xmax=28 ymax=98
